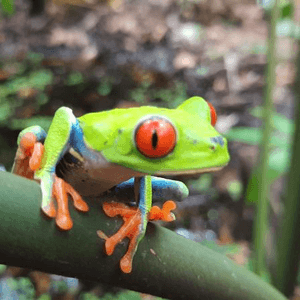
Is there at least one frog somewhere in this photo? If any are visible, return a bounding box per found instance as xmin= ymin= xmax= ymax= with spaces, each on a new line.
xmin=12 ymin=96 xmax=230 ymax=273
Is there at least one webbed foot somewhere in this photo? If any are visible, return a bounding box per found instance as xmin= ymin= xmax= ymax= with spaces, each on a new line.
xmin=97 ymin=200 xmax=177 ymax=273
xmin=97 ymin=202 xmax=142 ymax=273
xmin=149 ymin=200 xmax=177 ymax=222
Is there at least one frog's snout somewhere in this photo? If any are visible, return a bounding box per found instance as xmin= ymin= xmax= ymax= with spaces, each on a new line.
xmin=210 ymin=136 xmax=225 ymax=147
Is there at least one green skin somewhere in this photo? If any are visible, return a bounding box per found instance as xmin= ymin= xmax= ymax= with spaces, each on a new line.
xmin=16 ymin=96 xmax=230 ymax=271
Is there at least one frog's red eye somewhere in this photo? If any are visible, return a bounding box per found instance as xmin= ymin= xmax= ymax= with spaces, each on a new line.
xmin=135 ymin=117 xmax=176 ymax=158
xmin=207 ymin=102 xmax=217 ymax=126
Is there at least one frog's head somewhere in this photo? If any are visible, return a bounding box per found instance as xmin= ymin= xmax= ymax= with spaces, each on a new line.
xmin=84 ymin=97 xmax=230 ymax=175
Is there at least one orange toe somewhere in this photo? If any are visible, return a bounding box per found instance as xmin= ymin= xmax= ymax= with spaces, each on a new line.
xmin=99 ymin=202 xmax=142 ymax=273
xmin=56 ymin=213 xmax=73 ymax=231
xmin=53 ymin=177 xmax=73 ymax=230
xmin=149 ymin=200 xmax=176 ymax=222
xmin=20 ymin=133 xmax=37 ymax=157
xmin=102 ymin=202 xmax=136 ymax=218
xmin=120 ymin=257 xmax=132 ymax=274
xmin=13 ymin=133 xmax=39 ymax=179
xmin=29 ymin=142 xmax=44 ymax=171
xmin=149 ymin=206 xmax=161 ymax=220
xmin=65 ymin=181 xmax=89 ymax=212
xmin=52 ymin=176 xmax=89 ymax=230
xmin=41 ymin=202 xmax=57 ymax=218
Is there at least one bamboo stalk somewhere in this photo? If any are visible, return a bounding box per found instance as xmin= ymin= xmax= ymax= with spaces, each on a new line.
xmin=253 ymin=0 xmax=279 ymax=277
xmin=274 ymin=37 xmax=300 ymax=297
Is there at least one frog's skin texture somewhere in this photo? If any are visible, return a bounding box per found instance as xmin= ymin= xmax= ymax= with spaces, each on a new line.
xmin=12 ymin=96 xmax=230 ymax=273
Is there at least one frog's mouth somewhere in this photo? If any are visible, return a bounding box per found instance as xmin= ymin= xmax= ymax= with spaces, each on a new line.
xmin=155 ymin=165 xmax=227 ymax=176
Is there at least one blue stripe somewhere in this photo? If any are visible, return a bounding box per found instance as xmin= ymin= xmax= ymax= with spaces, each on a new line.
xmin=138 ymin=177 xmax=147 ymax=218
xmin=113 ymin=176 xmax=188 ymax=202
xmin=70 ymin=120 xmax=88 ymax=155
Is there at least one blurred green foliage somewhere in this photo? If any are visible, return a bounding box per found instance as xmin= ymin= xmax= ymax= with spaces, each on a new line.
xmin=81 ymin=289 xmax=166 ymax=300
xmin=0 ymin=53 xmax=53 ymax=129
xmin=66 ymin=71 xmax=84 ymax=86
xmin=227 ymin=180 xmax=243 ymax=202
xmin=0 ymin=272 xmax=167 ymax=299
xmin=258 ymin=0 xmax=299 ymax=39
xmin=6 ymin=277 xmax=35 ymax=299
xmin=201 ymin=240 xmax=240 ymax=257
xmin=130 ymin=80 xmax=188 ymax=108
xmin=0 ymin=52 xmax=55 ymax=168
xmin=188 ymin=173 xmax=213 ymax=193
xmin=97 ymin=77 xmax=114 ymax=96
xmin=0 ymin=0 xmax=14 ymax=15
xmin=226 ymin=107 xmax=293 ymax=203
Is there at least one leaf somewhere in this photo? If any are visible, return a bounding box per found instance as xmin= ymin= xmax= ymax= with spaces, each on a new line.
xmin=114 ymin=291 xmax=143 ymax=300
xmin=246 ymin=167 xmax=283 ymax=204
xmin=1 ymin=0 xmax=14 ymax=15
xmin=9 ymin=116 xmax=53 ymax=131
xmin=66 ymin=72 xmax=84 ymax=86
xmin=269 ymin=149 xmax=290 ymax=173
xmin=0 ymin=102 xmax=12 ymax=122
xmin=29 ymin=70 xmax=53 ymax=90
xmin=272 ymin=114 xmax=294 ymax=135
xmin=250 ymin=106 xmax=294 ymax=136
xmin=27 ymin=52 xmax=44 ymax=64
xmin=280 ymin=1 xmax=294 ymax=18
xmin=276 ymin=19 xmax=295 ymax=37
xmin=6 ymin=77 xmax=28 ymax=94
xmin=227 ymin=125 xmax=290 ymax=150
xmin=257 ymin=0 xmax=293 ymax=11
xmin=271 ymin=133 xmax=290 ymax=149
xmin=227 ymin=180 xmax=243 ymax=201
xmin=188 ymin=173 xmax=212 ymax=192
xmin=97 ymin=78 xmax=113 ymax=96
xmin=37 ymin=93 xmax=49 ymax=105
xmin=226 ymin=127 xmax=262 ymax=145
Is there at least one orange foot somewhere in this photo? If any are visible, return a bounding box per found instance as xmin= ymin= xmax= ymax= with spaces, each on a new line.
xmin=13 ymin=132 xmax=89 ymax=231
xmin=13 ymin=132 xmax=44 ymax=179
xmin=97 ymin=200 xmax=176 ymax=273
xmin=149 ymin=200 xmax=177 ymax=222
xmin=50 ymin=177 xmax=89 ymax=230
xmin=97 ymin=202 xmax=141 ymax=273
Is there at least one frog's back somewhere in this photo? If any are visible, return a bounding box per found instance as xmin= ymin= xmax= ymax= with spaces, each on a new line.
xmin=78 ymin=106 xmax=172 ymax=127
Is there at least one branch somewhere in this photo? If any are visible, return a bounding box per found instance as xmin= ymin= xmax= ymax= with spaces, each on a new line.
xmin=0 ymin=172 xmax=286 ymax=300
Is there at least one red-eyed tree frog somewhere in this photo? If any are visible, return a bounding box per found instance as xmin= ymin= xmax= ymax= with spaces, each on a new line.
xmin=12 ymin=96 xmax=230 ymax=273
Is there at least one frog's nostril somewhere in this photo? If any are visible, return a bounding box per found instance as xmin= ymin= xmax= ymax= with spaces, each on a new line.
xmin=210 ymin=136 xmax=225 ymax=147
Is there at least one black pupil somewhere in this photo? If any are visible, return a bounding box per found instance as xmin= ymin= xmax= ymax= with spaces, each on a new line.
xmin=152 ymin=130 xmax=158 ymax=149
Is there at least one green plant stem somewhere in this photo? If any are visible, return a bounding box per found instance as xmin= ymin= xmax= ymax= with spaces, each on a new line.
xmin=253 ymin=0 xmax=279 ymax=277
xmin=274 ymin=38 xmax=300 ymax=297
xmin=0 ymin=172 xmax=287 ymax=300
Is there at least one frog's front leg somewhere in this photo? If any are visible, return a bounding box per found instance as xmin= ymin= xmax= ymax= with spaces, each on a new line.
xmin=98 ymin=176 xmax=178 ymax=273
xmin=12 ymin=126 xmax=47 ymax=180
xmin=12 ymin=108 xmax=89 ymax=230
